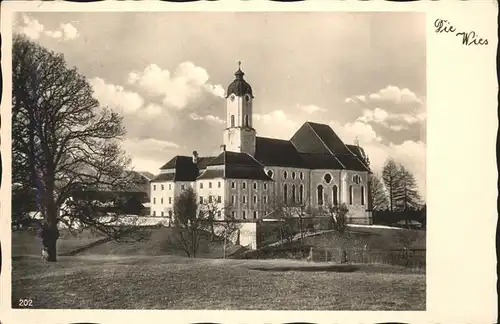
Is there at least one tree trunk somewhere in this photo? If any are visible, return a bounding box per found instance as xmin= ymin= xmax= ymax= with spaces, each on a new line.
xmin=42 ymin=197 xmax=60 ymax=262
xmin=223 ymin=234 xmax=227 ymax=259
xmin=191 ymin=230 xmax=196 ymax=258
xmin=41 ymin=223 xmax=59 ymax=262
xmin=341 ymin=249 xmax=347 ymax=264
xmin=210 ymin=223 xmax=215 ymax=242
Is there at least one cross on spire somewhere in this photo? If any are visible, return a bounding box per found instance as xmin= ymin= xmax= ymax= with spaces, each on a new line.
xmin=234 ymin=60 xmax=245 ymax=79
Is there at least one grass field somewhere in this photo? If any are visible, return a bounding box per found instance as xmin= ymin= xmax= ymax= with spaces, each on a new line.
xmin=12 ymin=255 xmax=425 ymax=310
xmin=12 ymin=229 xmax=105 ymax=256
xmin=12 ymin=227 xmax=242 ymax=258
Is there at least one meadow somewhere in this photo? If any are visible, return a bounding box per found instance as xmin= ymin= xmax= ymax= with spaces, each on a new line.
xmin=12 ymin=254 xmax=425 ymax=310
xmin=11 ymin=225 xmax=426 ymax=310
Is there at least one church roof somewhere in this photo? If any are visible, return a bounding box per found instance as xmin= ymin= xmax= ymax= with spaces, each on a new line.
xmin=153 ymin=155 xmax=216 ymax=182
xmin=155 ymin=122 xmax=369 ymax=182
xmin=207 ymin=150 xmax=262 ymax=167
xmin=155 ymin=151 xmax=272 ymax=182
xmin=226 ymin=67 xmax=253 ymax=98
xmin=200 ymin=151 xmax=273 ymax=181
xmin=252 ymin=122 xmax=370 ymax=172
xmin=254 ymin=137 xmax=306 ymax=168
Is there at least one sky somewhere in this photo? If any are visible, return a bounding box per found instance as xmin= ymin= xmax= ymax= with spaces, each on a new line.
xmin=14 ymin=12 xmax=427 ymax=198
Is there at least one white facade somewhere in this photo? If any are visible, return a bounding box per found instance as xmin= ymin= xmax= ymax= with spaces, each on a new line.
xmin=150 ymin=168 xmax=369 ymax=223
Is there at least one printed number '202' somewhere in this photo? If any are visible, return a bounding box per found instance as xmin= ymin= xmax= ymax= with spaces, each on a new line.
xmin=19 ymin=299 xmax=33 ymax=307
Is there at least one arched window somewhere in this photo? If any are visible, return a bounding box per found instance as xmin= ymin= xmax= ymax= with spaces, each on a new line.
xmin=284 ymin=184 xmax=288 ymax=203
xmin=361 ymin=186 xmax=365 ymax=205
xmin=299 ymin=184 xmax=304 ymax=204
xmin=283 ymin=171 xmax=288 ymax=179
xmin=317 ymin=185 xmax=324 ymax=206
xmin=244 ymin=115 xmax=249 ymax=127
xmin=267 ymin=170 xmax=274 ymax=178
xmin=332 ymin=185 xmax=338 ymax=205
xmin=349 ymin=185 xmax=353 ymax=205
xmin=291 ymin=184 xmax=296 ymax=203
xmin=292 ymin=172 xmax=296 ymax=179
xmin=230 ymin=115 xmax=235 ymax=127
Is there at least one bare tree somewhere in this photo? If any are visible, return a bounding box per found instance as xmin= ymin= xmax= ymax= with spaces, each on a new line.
xmin=171 ymin=187 xmax=207 ymax=258
xmin=323 ymin=202 xmax=348 ymax=233
xmin=322 ymin=202 xmax=349 ymax=263
xmin=12 ymin=35 xmax=144 ymax=261
xmin=198 ymin=194 xmax=240 ymax=256
xmin=273 ymin=195 xmax=311 ymax=252
xmin=59 ymin=192 xmax=150 ymax=242
xmin=212 ymin=209 xmax=241 ymax=259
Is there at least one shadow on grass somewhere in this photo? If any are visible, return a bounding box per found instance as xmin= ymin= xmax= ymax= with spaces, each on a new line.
xmin=248 ymin=264 xmax=359 ymax=272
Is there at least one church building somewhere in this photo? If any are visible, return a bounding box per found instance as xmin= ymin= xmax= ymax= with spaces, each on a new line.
xmin=150 ymin=64 xmax=373 ymax=242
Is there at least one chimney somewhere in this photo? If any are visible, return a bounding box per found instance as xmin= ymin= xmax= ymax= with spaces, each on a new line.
xmin=220 ymin=144 xmax=226 ymax=152
xmin=192 ymin=150 xmax=199 ymax=164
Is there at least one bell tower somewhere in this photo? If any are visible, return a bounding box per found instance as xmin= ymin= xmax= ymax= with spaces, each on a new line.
xmin=223 ymin=61 xmax=256 ymax=156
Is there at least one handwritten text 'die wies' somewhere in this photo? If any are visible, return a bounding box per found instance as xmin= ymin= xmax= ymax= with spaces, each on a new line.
xmin=434 ymin=19 xmax=488 ymax=46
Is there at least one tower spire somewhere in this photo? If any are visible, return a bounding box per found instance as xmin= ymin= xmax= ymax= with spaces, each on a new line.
xmin=235 ymin=60 xmax=244 ymax=79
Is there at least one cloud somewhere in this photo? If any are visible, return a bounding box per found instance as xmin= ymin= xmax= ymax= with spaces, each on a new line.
xmin=330 ymin=120 xmax=382 ymax=144
xmin=129 ymin=158 xmax=164 ymax=175
xmin=19 ymin=15 xmax=45 ymax=40
xmin=128 ymin=62 xmax=224 ymax=110
xmin=139 ymin=103 xmax=163 ymax=117
xmin=345 ymin=95 xmax=366 ymax=104
xmin=89 ymin=77 xmax=144 ymax=114
xmin=189 ymin=112 xmax=224 ymax=124
xmin=345 ymin=85 xmax=426 ymax=132
xmin=122 ymin=138 xmax=181 ymax=173
xmin=299 ymin=104 xmax=327 ymax=114
xmin=356 ymin=95 xmax=366 ymax=102
xmin=59 ymin=23 xmax=79 ymax=40
xmin=357 ymin=107 xmax=390 ymax=124
xmin=204 ymin=84 xmax=225 ymax=98
xmin=43 ymin=30 xmax=63 ymax=39
xmin=254 ymin=110 xmax=299 ymax=140
xmin=346 ymin=85 xmax=424 ymax=110
xmin=123 ymin=137 xmax=180 ymax=151
xmin=357 ymin=106 xmax=426 ymax=131
xmin=18 ymin=15 xmax=79 ymax=41
xmin=389 ymin=125 xmax=406 ymax=132
xmin=368 ymin=85 xmax=423 ymax=105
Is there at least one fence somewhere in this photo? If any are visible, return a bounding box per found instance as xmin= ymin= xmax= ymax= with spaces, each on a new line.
xmin=313 ymin=248 xmax=426 ymax=269
xmin=240 ymin=245 xmax=426 ymax=269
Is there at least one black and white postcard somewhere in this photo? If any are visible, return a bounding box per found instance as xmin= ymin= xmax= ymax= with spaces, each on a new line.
xmin=0 ymin=1 xmax=497 ymax=324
